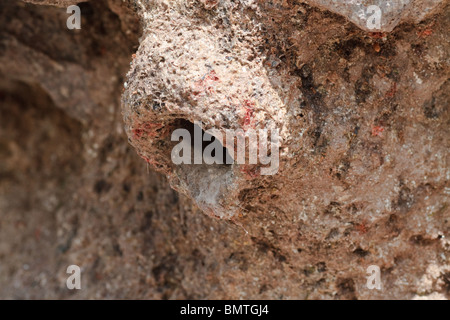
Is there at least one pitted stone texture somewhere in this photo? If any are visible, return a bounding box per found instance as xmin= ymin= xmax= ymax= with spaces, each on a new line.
xmin=2 ymin=0 xmax=448 ymax=300
xmin=122 ymin=7 xmax=289 ymax=219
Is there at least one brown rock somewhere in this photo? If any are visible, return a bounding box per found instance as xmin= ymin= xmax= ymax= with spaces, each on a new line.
xmin=0 ymin=0 xmax=448 ymax=300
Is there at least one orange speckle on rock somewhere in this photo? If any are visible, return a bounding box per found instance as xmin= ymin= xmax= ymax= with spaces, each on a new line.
xmin=373 ymin=43 xmax=381 ymax=52
xmin=240 ymin=165 xmax=260 ymax=179
xmin=139 ymin=154 xmax=154 ymax=165
xmin=132 ymin=128 xmax=144 ymax=139
xmin=368 ymin=32 xmax=386 ymax=39
xmin=204 ymin=70 xmax=219 ymax=82
xmin=417 ymin=28 xmax=433 ymax=37
xmin=192 ymin=70 xmax=220 ymax=97
xmin=132 ymin=121 xmax=163 ymax=139
xmin=242 ymin=99 xmax=256 ymax=128
xmin=371 ymin=125 xmax=384 ymax=137
xmin=355 ymin=222 xmax=368 ymax=234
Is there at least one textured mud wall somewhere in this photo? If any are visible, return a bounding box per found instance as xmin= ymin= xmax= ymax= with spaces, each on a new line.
xmin=0 ymin=0 xmax=449 ymax=299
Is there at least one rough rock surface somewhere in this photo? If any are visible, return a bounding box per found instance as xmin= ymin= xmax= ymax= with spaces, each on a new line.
xmin=308 ymin=0 xmax=445 ymax=31
xmin=0 ymin=0 xmax=449 ymax=299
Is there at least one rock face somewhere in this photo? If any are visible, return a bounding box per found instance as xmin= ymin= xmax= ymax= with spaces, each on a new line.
xmin=308 ymin=0 xmax=445 ymax=31
xmin=122 ymin=4 xmax=288 ymax=218
xmin=0 ymin=0 xmax=449 ymax=300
